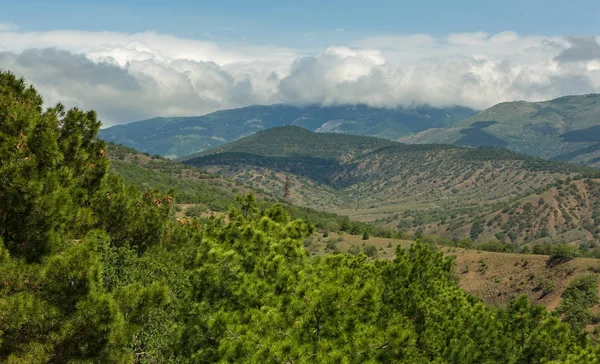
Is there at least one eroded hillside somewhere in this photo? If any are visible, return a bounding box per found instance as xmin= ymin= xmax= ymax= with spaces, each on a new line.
xmin=183 ymin=127 xmax=599 ymax=246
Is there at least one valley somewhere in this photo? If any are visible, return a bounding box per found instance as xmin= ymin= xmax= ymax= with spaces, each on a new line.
xmin=180 ymin=126 xmax=600 ymax=247
xmin=5 ymin=2 xmax=600 ymax=360
xmin=107 ymin=139 xmax=600 ymax=318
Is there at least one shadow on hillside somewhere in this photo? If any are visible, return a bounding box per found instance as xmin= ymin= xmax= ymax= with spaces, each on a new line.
xmin=545 ymin=255 xmax=573 ymax=268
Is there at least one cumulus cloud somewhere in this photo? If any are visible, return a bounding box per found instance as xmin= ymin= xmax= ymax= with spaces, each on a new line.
xmin=555 ymin=36 xmax=600 ymax=63
xmin=0 ymin=48 xmax=271 ymax=124
xmin=0 ymin=28 xmax=599 ymax=126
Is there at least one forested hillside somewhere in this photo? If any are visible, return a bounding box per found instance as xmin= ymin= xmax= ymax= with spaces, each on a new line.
xmin=5 ymin=73 xmax=600 ymax=362
xmin=99 ymin=104 xmax=476 ymax=158
xmin=106 ymin=142 xmax=395 ymax=237
xmin=183 ymin=126 xmax=600 ymax=247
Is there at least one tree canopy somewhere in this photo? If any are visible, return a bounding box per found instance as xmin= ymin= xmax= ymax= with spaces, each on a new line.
xmin=1 ymin=71 xmax=598 ymax=363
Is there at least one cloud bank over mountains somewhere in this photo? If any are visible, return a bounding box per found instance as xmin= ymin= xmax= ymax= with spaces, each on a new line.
xmin=0 ymin=28 xmax=599 ymax=126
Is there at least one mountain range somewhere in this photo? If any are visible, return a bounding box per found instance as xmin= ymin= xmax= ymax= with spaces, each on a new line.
xmin=100 ymin=94 xmax=600 ymax=169
xmin=99 ymin=93 xmax=600 ymax=245
xmin=401 ymin=94 xmax=600 ymax=168
xmin=99 ymin=104 xmax=477 ymax=158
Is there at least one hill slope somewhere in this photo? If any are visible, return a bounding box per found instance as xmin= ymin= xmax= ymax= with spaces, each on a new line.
xmin=401 ymin=94 xmax=600 ymax=168
xmin=99 ymin=104 xmax=477 ymax=158
xmin=311 ymin=232 xmax=600 ymax=310
xmin=182 ymin=127 xmax=599 ymax=246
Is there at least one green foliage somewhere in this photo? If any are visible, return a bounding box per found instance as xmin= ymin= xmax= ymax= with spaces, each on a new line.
xmin=531 ymin=243 xmax=580 ymax=262
xmin=0 ymin=72 xmax=170 ymax=362
xmin=557 ymin=275 xmax=600 ymax=330
xmin=185 ymin=205 xmax=205 ymax=217
xmin=1 ymin=73 xmax=599 ymax=362
xmin=101 ymin=104 xmax=476 ymax=159
xmin=549 ymin=244 xmax=580 ymax=264
xmin=0 ymin=72 xmax=108 ymax=261
xmin=470 ymin=218 xmax=484 ymax=240
xmin=109 ymin=157 xmax=237 ymax=212
xmin=478 ymin=240 xmax=506 ymax=252
xmin=412 ymin=93 xmax=600 ymax=167
xmin=362 ymin=244 xmax=377 ymax=257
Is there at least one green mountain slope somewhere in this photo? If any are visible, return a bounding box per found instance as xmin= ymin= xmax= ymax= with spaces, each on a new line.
xmin=8 ymin=70 xmax=600 ymax=364
xmin=183 ymin=127 xmax=599 ymax=246
xmin=400 ymin=94 xmax=600 ymax=167
xmin=99 ymin=104 xmax=477 ymax=158
xmin=105 ymin=142 xmax=397 ymax=236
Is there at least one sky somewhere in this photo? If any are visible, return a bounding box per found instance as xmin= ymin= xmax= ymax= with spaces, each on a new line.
xmin=1 ymin=0 xmax=600 ymax=126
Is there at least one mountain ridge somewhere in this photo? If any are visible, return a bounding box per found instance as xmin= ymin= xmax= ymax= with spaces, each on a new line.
xmin=401 ymin=93 xmax=600 ymax=167
xmin=99 ymin=104 xmax=477 ymax=158
xmin=182 ymin=127 xmax=600 ymax=246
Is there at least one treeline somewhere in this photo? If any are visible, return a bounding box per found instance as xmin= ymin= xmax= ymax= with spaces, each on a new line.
xmin=4 ymin=72 xmax=600 ymax=362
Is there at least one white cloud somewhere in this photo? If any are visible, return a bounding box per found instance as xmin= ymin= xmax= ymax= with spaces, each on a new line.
xmin=0 ymin=28 xmax=599 ymax=126
xmin=0 ymin=23 xmax=17 ymax=32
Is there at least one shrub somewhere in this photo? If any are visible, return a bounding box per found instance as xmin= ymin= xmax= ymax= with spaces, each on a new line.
xmin=548 ymin=244 xmax=579 ymax=265
xmin=478 ymin=259 xmax=488 ymax=273
xmin=348 ymin=245 xmax=361 ymax=255
xmin=363 ymin=245 xmax=378 ymax=258
xmin=478 ymin=240 xmax=504 ymax=252
xmin=557 ymin=275 xmax=599 ymax=329
xmin=325 ymin=240 xmax=338 ymax=252
xmin=185 ymin=205 xmax=205 ymax=217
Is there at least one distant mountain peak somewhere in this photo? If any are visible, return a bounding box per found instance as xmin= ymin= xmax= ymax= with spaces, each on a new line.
xmin=99 ymin=103 xmax=478 ymax=159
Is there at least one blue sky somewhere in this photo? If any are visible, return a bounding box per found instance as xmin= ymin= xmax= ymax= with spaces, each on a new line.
xmin=2 ymin=0 xmax=599 ymax=47
xmin=1 ymin=0 xmax=599 ymax=125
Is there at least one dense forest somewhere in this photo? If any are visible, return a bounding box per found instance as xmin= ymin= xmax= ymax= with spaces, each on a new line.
xmin=4 ymin=72 xmax=600 ymax=363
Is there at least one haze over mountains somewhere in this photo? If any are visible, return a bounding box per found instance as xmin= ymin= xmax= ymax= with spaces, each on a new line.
xmin=101 ymin=93 xmax=600 ymax=168
xmin=99 ymin=104 xmax=477 ymax=158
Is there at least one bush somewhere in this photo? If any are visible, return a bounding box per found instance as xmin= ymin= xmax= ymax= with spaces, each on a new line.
xmin=557 ymin=275 xmax=599 ymax=329
xmin=478 ymin=240 xmax=504 ymax=252
xmin=348 ymin=245 xmax=361 ymax=255
xmin=185 ymin=205 xmax=205 ymax=217
xmin=363 ymin=245 xmax=378 ymax=258
xmin=536 ymin=278 xmax=556 ymax=296
xmin=325 ymin=240 xmax=338 ymax=252
xmin=548 ymin=244 xmax=579 ymax=265
xmin=478 ymin=259 xmax=488 ymax=273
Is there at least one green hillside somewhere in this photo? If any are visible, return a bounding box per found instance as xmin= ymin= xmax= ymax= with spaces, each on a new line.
xmin=401 ymin=94 xmax=600 ymax=168
xmin=182 ymin=125 xmax=399 ymax=160
xmin=184 ymin=127 xmax=600 ymax=246
xmin=99 ymin=104 xmax=476 ymax=158
xmin=8 ymin=72 xmax=600 ymax=362
xmin=106 ymin=142 xmax=398 ymax=237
